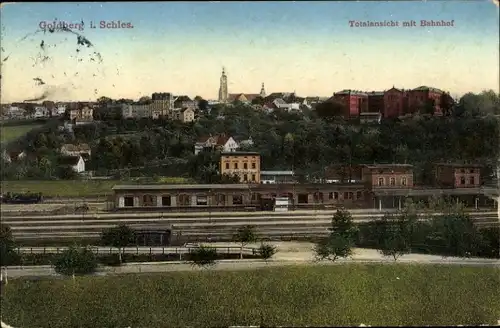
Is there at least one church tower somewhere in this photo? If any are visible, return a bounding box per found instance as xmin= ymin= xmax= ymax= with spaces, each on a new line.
xmin=218 ymin=67 xmax=228 ymax=103
xmin=260 ymin=82 xmax=266 ymax=98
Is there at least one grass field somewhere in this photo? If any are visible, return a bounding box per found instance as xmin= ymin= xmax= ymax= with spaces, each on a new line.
xmin=0 ymin=180 xmax=118 ymax=197
xmin=0 ymin=124 xmax=43 ymax=143
xmin=1 ymin=177 xmax=193 ymax=197
xmin=1 ymin=264 xmax=499 ymax=328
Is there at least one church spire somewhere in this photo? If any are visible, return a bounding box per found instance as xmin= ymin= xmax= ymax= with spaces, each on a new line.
xmin=218 ymin=66 xmax=228 ymax=103
xmin=260 ymin=82 xmax=266 ymax=98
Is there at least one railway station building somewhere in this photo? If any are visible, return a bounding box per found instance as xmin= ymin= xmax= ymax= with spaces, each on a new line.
xmin=111 ymin=163 xmax=497 ymax=211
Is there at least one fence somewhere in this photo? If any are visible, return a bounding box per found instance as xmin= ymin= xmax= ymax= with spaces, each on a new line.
xmin=15 ymin=246 xmax=258 ymax=256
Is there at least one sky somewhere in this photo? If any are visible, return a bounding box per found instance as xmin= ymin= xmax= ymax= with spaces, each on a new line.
xmin=0 ymin=1 xmax=499 ymax=103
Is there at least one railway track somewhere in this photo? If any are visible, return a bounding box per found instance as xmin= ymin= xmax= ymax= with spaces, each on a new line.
xmin=3 ymin=211 xmax=497 ymax=241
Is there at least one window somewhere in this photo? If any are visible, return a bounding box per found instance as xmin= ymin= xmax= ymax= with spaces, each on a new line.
xmin=196 ymin=195 xmax=208 ymax=206
xmin=460 ymin=169 xmax=465 ymax=173
xmin=469 ymin=169 xmax=474 ymax=173
xmin=329 ymin=192 xmax=334 ymax=200
xmin=143 ymin=194 xmax=155 ymax=206
xmin=234 ymin=163 xmax=238 ymax=169
xmin=356 ymin=191 xmax=362 ymax=199
xmin=179 ymin=194 xmax=190 ymax=206
xmin=243 ymin=174 xmax=248 ymax=181
xmin=401 ymin=177 xmax=407 ymax=186
xmin=251 ymin=174 xmax=256 ymax=181
xmin=298 ymin=194 xmax=308 ymax=204
xmin=469 ymin=176 xmax=475 ymax=185
xmin=244 ymin=163 xmax=248 ymax=169
xmin=251 ymin=162 xmax=256 ymax=169
xmin=215 ymin=194 xmax=226 ymax=206
xmin=225 ymin=163 xmax=229 ymax=169
xmin=378 ymin=177 xmax=384 ymax=186
xmin=390 ymin=177 xmax=395 ymax=186
xmin=314 ymin=192 xmax=323 ymax=202
xmin=124 ymin=196 xmax=134 ymax=207
xmin=345 ymin=192 xmax=353 ymax=200
xmin=334 ymin=192 xmax=339 ymax=200
xmin=460 ymin=176 xmax=466 ymax=185
xmin=161 ymin=196 xmax=171 ymax=206
xmin=232 ymin=194 xmax=243 ymax=205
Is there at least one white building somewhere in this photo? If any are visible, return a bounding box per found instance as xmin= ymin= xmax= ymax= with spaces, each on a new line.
xmin=194 ymin=135 xmax=239 ymax=155
xmin=34 ymin=106 xmax=50 ymax=118
xmin=7 ymin=106 xmax=25 ymax=118
xmin=60 ymin=155 xmax=85 ymax=173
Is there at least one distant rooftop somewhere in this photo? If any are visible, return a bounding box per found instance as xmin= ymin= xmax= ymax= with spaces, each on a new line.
xmin=221 ymin=151 xmax=260 ymax=156
xmin=363 ymin=164 xmax=413 ymax=169
xmin=112 ymin=184 xmax=251 ymax=191
xmin=412 ymin=86 xmax=443 ymax=93
xmin=435 ymin=163 xmax=483 ymax=168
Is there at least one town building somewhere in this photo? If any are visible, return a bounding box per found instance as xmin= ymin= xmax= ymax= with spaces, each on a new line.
xmin=383 ymin=87 xmax=408 ymax=118
xmin=194 ymin=135 xmax=239 ymax=155
xmin=34 ymin=106 xmax=50 ymax=118
xmin=435 ymin=163 xmax=482 ymax=188
xmin=407 ymin=86 xmax=443 ymax=115
xmin=122 ymin=93 xmax=175 ymax=119
xmin=367 ymin=91 xmax=385 ymax=113
xmin=70 ymin=106 xmax=94 ymax=124
xmin=59 ymin=155 xmax=86 ymax=173
xmin=171 ymin=108 xmax=195 ymax=123
xmin=60 ymin=143 xmax=91 ymax=158
xmin=174 ymin=96 xmax=197 ymax=110
xmin=2 ymin=150 xmax=26 ymax=163
xmin=220 ymin=151 xmax=261 ymax=183
xmin=333 ymin=90 xmax=368 ymax=118
xmin=362 ymin=164 xmax=414 ymax=189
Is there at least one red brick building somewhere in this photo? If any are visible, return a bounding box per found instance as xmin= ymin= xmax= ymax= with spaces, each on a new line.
xmin=383 ymin=87 xmax=408 ymax=118
xmin=407 ymin=86 xmax=443 ymax=115
xmin=361 ymin=164 xmax=414 ymax=189
xmin=333 ymin=90 xmax=368 ymax=118
xmin=367 ymin=91 xmax=384 ymax=113
xmin=435 ymin=163 xmax=482 ymax=188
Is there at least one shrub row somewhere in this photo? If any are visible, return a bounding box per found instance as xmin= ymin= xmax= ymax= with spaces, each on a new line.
xmin=355 ymin=223 xmax=500 ymax=259
xmin=5 ymin=252 xmax=263 ymax=266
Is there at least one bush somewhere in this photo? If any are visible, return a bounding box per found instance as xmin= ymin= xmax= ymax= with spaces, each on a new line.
xmin=53 ymin=246 xmax=98 ymax=276
xmin=258 ymin=244 xmax=277 ymax=261
xmin=186 ymin=246 xmax=218 ymax=268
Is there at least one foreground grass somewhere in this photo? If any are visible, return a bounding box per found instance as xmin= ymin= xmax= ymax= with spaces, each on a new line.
xmin=0 ymin=124 xmax=43 ymax=143
xmin=1 ymin=264 xmax=499 ymax=327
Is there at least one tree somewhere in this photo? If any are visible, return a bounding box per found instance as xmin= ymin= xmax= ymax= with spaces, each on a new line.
xmin=315 ymin=99 xmax=347 ymax=120
xmin=53 ymin=245 xmax=98 ymax=281
xmin=329 ymin=209 xmax=359 ymax=240
xmin=441 ymin=92 xmax=455 ymax=116
xmin=431 ymin=211 xmax=484 ymax=258
xmin=376 ymin=213 xmax=413 ymax=261
xmin=314 ymin=234 xmax=353 ymax=262
xmin=197 ymin=98 xmax=209 ymax=112
xmin=315 ymin=209 xmax=358 ymax=262
xmin=258 ymin=243 xmax=277 ymax=262
xmin=0 ymin=224 xmax=18 ymax=267
xmin=55 ymin=162 xmax=78 ymax=179
xmin=234 ymin=225 xmax=257 ymax=259
xmin=101 ymin=224 xmax=136 ymax=264
xmin=188 ymin=245 xmax=218 ymax=268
